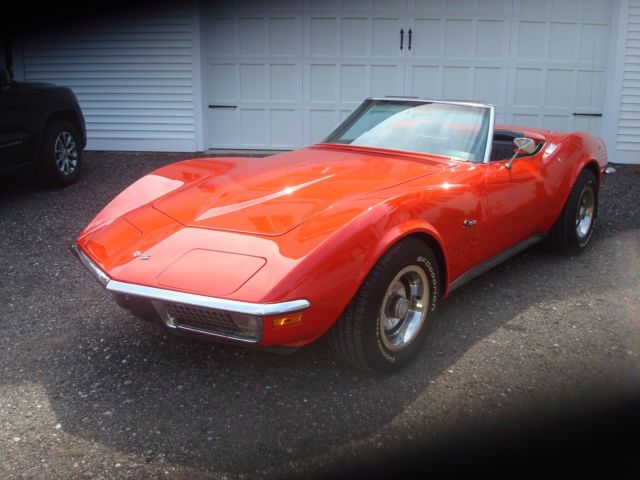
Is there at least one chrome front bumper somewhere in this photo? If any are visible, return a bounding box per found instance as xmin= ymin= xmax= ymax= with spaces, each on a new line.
xmin=70 ymin=244 xmax=310 ymax=344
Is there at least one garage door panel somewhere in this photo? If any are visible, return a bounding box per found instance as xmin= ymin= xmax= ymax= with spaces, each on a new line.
xmin=340 ymin=65 xmax=369 ymax=101
xmin=310 ymin=18 xmax=338 ymax=56
xmin=549 ymin=22 xmax=577 ymax=61
xmin=517 ymin=22 xmax=546 ymax=60
xmin=374 ymin=0 xmax=408 ymax=14
xmin=444 ymin=20 xmax=474 ymax=58
xmin=551 ymin=0 xmax=579 ymax=16
xmin=310 ymin=110 xmax=338 ymax=143
xmin=342 ymin=0 xmax=372 ymax=13
xmin=409 ymin=65 xmax=442 ymax=99
xmin=545 ymin=69 xmax=573 ymax=108
xmin=238 ymin=1 xmax=267 ymax=14
xmin=473 ymin=67 xmax=504 ymax=105
xmin=477 ymin=0 xmax=512 ymax=13
xmin=270 ymin=109 xmax=302 ymax=147
xmin=269 ymin=18 xmax=299 ymax=56
xmin=209 ymin=109 xmax=237 ymax=147
xmin=514 ymin=68 xmax=543 ymax=107
xmin=310 ymin=65 xmax=337 ymax=102
xmin=575 ymin=70 xmax=604 ymax=109
xmin=581 ymin=0 xmax=609 ymax=18
xmin=206 ymin=19 xmax=236 ymax=56
xmin=512 ymin=113 xmax=540 ymax=128
xmin=411 ymin=19 xmax=443 ymax=58
xmin=371 ymin=65 xmax=402 ymax=96
xmin=443 ymin=66 xmax=470 ymax=99
xmin=372 ymin=18 xmax=403 ymax=57
xmin=573 ymin=115 xmax=602 ymax=133
xmin=208 ymin=64 xmax=237 ymax=100
xmin=269 ymin=0 xmax=302 ymax=13
xmin=341 ymin=18 xmax=369 ymax=56
xmin=311 ymin=0 xmax=339 ymax=13
xmin=240 ymin=109 xmax=267 ymax=145
xmin=579 ymin=24 xmax=608 ymax=63
xmin=413 ymin=0 xmax=445 ymax=14
xmin=447 ymin=0 xmax=475 ymax=12
xmin=520 ymin=0 xmax=549 ymax=16
xmin=270 ymin=64 xmax=299 ymax=102
xmin=476 ymin=20 xmax=507 ymax=59
xmin=240 ymin=64 xmax=266 ymax=101
xmin=543 ymin=114 xmax=571 ymax=131
xmin=240 ymin=18 xmax=267 ymax=55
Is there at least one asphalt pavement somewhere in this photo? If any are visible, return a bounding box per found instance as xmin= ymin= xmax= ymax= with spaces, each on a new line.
xmin=1 ymin=152 xmax=639 ymax=479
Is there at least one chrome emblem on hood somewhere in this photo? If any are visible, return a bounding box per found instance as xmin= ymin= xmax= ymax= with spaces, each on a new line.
xmin=133 ymin=251 xmax=151 ymax=260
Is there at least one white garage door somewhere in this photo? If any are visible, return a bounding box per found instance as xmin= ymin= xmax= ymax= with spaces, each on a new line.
xmin=203 ymin=0 xmax=611 ymax=150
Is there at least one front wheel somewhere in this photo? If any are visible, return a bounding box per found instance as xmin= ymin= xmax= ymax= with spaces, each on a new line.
xmin=37 ymin=120 xmax=83 ymax=187
xmin=328 ymin=238 xmax=440 ymax=374
xmin=546 ymin=169 xmax=598 ymax=255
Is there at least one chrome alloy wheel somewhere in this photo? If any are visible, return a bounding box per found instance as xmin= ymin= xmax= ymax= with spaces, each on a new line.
xmin=575 ymin=182 xmax=595 ymax=242
xmin=54 ymin=131 xmax=78 ymax=176
xmin=379 ymin=266 xmax=429 ymax=352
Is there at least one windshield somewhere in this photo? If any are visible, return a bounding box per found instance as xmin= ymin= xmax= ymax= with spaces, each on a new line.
xmin=323 ymin=99 xmax=492 ymax=162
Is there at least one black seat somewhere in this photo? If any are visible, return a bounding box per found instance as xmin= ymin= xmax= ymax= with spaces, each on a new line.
xmin=490 ymin=129 xmax=524 ymax=161
xmin=490 ymin=140 xmax=515 ymax=161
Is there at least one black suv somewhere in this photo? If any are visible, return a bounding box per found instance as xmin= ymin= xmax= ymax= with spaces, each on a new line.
xmin=0 ymin=69 xmax=86 ymax=186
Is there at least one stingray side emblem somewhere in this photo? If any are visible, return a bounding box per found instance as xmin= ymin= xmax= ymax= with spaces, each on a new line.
xmin=133 ymin=251 xmax=151 ymax=260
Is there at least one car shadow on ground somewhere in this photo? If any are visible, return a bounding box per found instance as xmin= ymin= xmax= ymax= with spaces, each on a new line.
xmin=1 ymin=157 xmax=638 ymax=476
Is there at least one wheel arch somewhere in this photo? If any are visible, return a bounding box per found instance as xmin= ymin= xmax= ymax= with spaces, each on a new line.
xmin=360 ymin=222 xmax=450 ymax=302
xmin=581 ymin=160 xmax=601 ymax=188
xmin=41 ymin=110 xmax=86 ymax=148
xmin=404 ymin=231 xmax=448 ymax=297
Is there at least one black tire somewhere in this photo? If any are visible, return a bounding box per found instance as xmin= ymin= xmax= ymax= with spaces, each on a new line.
xmin=37 ymin=120 xmax=83 ymax=187
xmin=546 ymin=169 xmax=598 ymax=255
xmin=328 ymin=237 xmax=440 ymax=374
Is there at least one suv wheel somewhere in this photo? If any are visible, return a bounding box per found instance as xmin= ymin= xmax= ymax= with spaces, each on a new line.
xmin=38 ymin=120 xmax=83 ymax=186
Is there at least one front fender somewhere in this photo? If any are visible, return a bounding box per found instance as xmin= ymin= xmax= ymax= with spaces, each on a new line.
xmin=251 ymin=193 xmax=448 ymax=346
xmin=566 ymin=133 xmax=608 ymax=189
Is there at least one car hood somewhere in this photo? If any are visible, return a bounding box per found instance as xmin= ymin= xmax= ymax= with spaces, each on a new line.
xmin=153 ymin=146 xmax=450 ymax=236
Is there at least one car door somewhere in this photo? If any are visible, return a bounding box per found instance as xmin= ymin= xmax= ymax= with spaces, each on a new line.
xmin=0 ymin=77 xmax=32 ymax=172
xmin=483 ymin=149 xmax=548 ymax=257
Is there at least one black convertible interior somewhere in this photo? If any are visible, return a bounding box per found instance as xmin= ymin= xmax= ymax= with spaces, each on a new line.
xmin=490 ymin=129 xmax=544 ymax=161
xmin=490 ymin=129 xmax=523 ymax=161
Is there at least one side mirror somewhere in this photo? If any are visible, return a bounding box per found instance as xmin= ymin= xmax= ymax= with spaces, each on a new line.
xmin=506 ymin=137 xmax=536 ymax=169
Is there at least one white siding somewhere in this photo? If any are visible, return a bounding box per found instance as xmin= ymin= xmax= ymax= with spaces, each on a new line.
xmin=616 ymin=0 xmax=640 ymax=159
xmin=20 ymin=6 xmax=198 ymax=152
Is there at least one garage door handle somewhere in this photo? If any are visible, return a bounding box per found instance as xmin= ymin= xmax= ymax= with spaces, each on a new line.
xmin=209 ymin=105 xmax=237 ymax=109
xmin=572 ymin=113 xmax=602 ymax=117
xmin=400 ymin=28 xmax=404 ymax=50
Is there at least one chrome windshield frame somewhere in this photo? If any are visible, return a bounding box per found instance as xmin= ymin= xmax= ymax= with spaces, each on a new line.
xmin=323 ymin=97 xmax=496 ymax=164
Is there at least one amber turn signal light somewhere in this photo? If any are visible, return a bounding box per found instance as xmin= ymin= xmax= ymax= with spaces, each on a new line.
xmin=271 ymin=313 xmax=303 ymax=328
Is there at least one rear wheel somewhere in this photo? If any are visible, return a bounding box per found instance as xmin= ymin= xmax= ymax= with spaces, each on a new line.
xmin=328 ymin=238 xmax=440 ymax=374
xmin=37 ymin=120 xmax=83 ymax=187
xmin=546 ymin=169 xmax=598 ymax=255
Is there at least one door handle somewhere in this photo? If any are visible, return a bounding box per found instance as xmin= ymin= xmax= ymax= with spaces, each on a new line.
xmin=400 ymin=28 xmax=404 ymax=50
xmin=408 ymin=28 xmax=412 ymax=50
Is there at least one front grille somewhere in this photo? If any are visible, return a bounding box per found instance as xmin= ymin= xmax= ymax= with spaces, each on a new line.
xmin=165 ymin=303 xmax=240 ymax=336
xmin=158 ymin=302 xmax=261 ymax=342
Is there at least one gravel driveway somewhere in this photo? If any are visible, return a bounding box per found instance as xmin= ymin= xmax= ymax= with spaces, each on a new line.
xmin=1 ymin=152 xmax=639 ymax=479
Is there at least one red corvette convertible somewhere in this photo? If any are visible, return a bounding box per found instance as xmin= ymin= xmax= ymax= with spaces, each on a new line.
xmin=72 ymin=98 xmax=608 ymax=373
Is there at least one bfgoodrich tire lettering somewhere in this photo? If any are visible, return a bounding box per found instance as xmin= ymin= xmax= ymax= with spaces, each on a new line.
xmin=328 ymin=237 xmax=440 ymax=373
xmin=547 ymin=169 xmax=598 ymax=255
